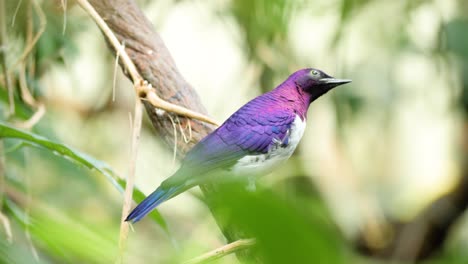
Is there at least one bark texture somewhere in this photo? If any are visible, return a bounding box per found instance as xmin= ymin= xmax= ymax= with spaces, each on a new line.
xmin=87 ymin=1 xmax=468 ymax=262
xmin=89 ymin=0 xmax=214 ymax=155
xmin=88 ymin=0 xmax=249 ymax=257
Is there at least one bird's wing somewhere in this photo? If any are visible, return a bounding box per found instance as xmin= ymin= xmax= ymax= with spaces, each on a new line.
xmin=179 ymin=108 xmax=296 ymax=175
xmin=127 ymin=109 xmax=295 ymax=222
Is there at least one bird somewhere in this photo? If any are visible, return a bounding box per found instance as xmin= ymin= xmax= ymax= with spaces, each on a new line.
xmin=126 ymin=68 xmax=351 ymax=223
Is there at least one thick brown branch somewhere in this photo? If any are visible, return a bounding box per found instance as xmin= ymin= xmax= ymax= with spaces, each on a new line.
xmin=77 ymin=0 xmax=219 ymax=127
xmin=86 ymin=0 xmax=251 ymax=261
xmin=87 ymin=0 xmax=215 ymax=174
xmin=86 ymin=1 xmax=217 ymax=155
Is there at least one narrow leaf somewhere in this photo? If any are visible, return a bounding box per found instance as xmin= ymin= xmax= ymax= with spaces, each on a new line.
xmin=0 ymin=122 xmax=169 ymax=232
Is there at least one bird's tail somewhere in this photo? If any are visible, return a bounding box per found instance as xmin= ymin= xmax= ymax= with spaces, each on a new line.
xmin=125 ymin=186 xmax=179 ymax=223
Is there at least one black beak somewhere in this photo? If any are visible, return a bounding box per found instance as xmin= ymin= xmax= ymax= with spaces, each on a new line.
xmin=319 ymin=77 xmax=352 ymax=86
xmin=307 ymin=76 xmax=351 ymax=102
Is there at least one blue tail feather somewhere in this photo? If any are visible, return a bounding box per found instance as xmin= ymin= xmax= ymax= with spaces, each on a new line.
xmin=125 ymin=186 xmax=178 ymax=223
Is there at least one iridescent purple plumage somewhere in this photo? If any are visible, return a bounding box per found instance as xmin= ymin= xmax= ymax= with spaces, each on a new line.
xmin=126 ymin=68 xmax=351 ymax=223
xmin=179 ymin=69 xmax=313 ymax=172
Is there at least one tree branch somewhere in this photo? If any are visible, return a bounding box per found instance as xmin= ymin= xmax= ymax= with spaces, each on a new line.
xmin=76 ymin=0 xmax=219 ymax=127
xmin=8 ymin=0 xmax=46 ymax=76
xmin=84 ymin=0 xmax=253 ymax=262
xmin=184 ymin=239 xmax=256 ymax=264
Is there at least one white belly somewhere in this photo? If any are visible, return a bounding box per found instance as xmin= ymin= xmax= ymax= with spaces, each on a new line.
xmin=231 ymin=115 xmax=306 ymax=176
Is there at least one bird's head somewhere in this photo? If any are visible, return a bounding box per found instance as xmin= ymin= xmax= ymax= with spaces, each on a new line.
xmin=292 ymin=68 xmax=351 ymax=102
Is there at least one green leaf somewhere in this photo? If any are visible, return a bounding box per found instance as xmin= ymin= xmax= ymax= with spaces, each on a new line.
xmin=0 ymin=236 xmax=50 ymax=264
xmin=0 ymin=122 xmax=169 ymax=232
xmin=210 ymin=183 xmax=346 ymax=264
xmin=444 ymin=19 xmax=468 ymax=58
xmin=0 ymin=122 xmax=122 ymax=192
xmin=5 ymin=199 xmax=116 ymax=263
xmin=0 ymin=88 xmax=33 ymax=120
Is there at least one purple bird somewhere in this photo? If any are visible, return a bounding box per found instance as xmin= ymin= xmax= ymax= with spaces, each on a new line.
xmin=126 ymin=68 xmax=351 ymax=223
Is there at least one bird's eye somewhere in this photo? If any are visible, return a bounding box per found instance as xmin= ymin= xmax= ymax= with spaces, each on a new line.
xmin=311 ymin=70 xmax=319 ymax=76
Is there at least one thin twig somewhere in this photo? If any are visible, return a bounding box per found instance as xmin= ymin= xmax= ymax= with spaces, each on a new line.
xmin=75 ymin=0 xmax=219 ymax=126
xmin=0 ymin=142 xmax=12 ymax=243
xmin=177 ymin=116 xmax=192 ymax=144
xmin=9 ymin=0 xmax=46 ymax=75
xmin=184 ymin=238 xmax=256 ymax=264
xmin=15 ymin=63 xmax=45 ymax=129
xmin=76 ymin=0 xmax=139 ymax=81
xmin=0 ymin=0 xmax=14 ymax=116
xmin=167 ymin=113 xmax=178 ymax=166
xmin=24 ymin=147 xmax=40 ymax=262
xmin=11 ymin=0 xmax=23 ymax=27
xmin=117 ymin=98 xmax=143 ymax=262
xmin=61 ymin=0 xmax=67 ymax=35
xmin=0 ymin=141 xmax=4 ymax=209
xmin=18 ymin=63 xmax=37 ymax=106
xmin=186 ymin=118 xmax=193 ymax=142
xmin=25 ymin=226 xmax=40 ymax=261
xmin=15 ymin=104 xmax=45 ymax=129
xmin=25 ymin=0 xmax=36 ymax=77
xmin=112 ymin=42 xmax=124 ymax=102
xmin=0 ymin=212 xmax=12 ymax=243
xmin=144 ymin=88 xmax=219 ymax=126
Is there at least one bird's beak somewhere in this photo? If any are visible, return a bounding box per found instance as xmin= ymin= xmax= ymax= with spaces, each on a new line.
xmin=319 ymin=78 xmax=352 ymax=86
xmin=307 ymin=75 xmax=351 ymax=102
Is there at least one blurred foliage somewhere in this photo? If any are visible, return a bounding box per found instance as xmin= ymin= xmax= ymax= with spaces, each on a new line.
xmin=1 ymin=121 xmax=169 ymax=262
xmin=211 ymin=184 xmax=346 ymax=264
xmin=0 ymin=123 xmax=122 ymax=191
xmin=0 ymin=122 xmax=169 ymax=228
xmin=6 ymin=199 xmax=116 ymax=263
xmin=442 ymin=18 xmax=468 ymax=114
xmin=0 ymin=88 xmax=32 ymax=120
xmin=1 ymin=0 xmax=468 ymax=263
xmin=223 ymin=0 xmax=299 ymax=92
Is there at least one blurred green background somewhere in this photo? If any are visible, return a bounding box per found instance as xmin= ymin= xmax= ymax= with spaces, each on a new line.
xmin=1 ymin=0 xmax=468 ymax=263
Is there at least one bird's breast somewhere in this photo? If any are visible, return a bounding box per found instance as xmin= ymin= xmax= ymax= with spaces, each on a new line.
xmin=231 ymin=115 xmax=306 ymax=176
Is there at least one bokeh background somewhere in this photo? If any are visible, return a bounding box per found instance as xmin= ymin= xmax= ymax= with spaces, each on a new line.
xmin=1 ymin=0 xmax=468 ymax=263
